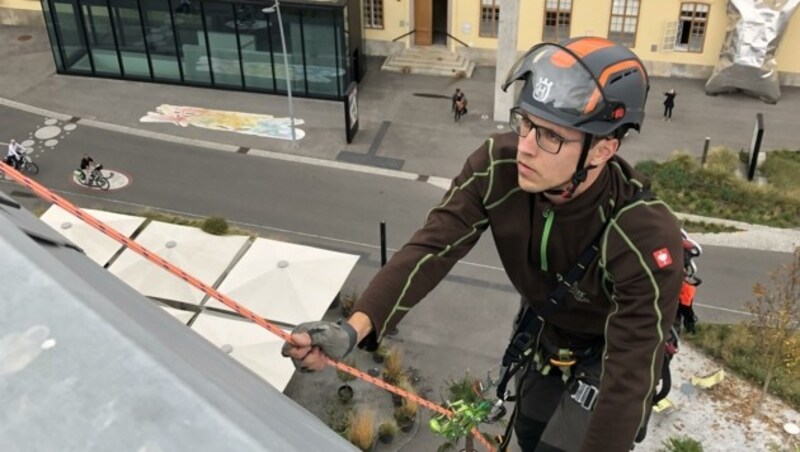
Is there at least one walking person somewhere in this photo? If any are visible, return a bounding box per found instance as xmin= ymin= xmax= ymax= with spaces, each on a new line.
xmin=663 ymin=88 xmax=676 ymax=121
xmin=452 ymin=88 xmax=468 ymax=122
xmin=282 ymin=37 xmax=683 ymax=452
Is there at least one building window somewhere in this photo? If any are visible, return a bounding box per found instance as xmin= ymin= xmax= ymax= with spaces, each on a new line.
xmin=543 ymin=0 xmax=572 ymax=42
xmin=480 ymin=0 xmax=499 ymax=38
xmin=676 ymin=3 xmax=709 ymax=52
xmin=364 ymin=0 xmax=383 ymax=29
xmin=608 ymin=0 xmax=639 ymax=48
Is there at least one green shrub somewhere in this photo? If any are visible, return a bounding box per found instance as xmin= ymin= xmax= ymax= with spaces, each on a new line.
xmin=760 ymin=150 xmax=800 ymax=194
xmin=201 ymin=216 xmax=229 ymax=235
xmin=661 ymin=436 xmax=704 ymax=452
xmin=704 ymin=147 xmax=740 ymax=174
xmin=643 ymin=154 xmax=800 ymax=228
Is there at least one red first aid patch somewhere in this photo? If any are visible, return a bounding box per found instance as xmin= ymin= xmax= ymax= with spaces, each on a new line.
xmin=652 ymin=248 xmax=673 ymax=268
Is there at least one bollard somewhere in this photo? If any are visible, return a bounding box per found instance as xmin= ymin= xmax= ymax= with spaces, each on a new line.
xmin=701 ymin=137 xmax=710 ymax=167
xmin=380 ymin=221 xmax=387 ymax=267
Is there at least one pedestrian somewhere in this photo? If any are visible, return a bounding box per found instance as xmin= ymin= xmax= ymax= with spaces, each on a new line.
xmin=282 ymin=37 xmax=683 ymax=452
xmin=452 ymin=87 xmax=468 ymax=122
xmin=663 ymin=88 xmax=676 ymax=121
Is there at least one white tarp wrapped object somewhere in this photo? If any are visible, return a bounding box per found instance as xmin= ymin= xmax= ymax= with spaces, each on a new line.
xmin=705 ymin=0 xmax=800 ymax=103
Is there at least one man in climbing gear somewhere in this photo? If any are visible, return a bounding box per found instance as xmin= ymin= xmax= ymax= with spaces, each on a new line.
xmin=282 ymin=37 xmax=684 ymax=452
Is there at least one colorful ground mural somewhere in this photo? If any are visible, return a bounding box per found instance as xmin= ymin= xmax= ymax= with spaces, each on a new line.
xmin=140 ymin=104 xmax=306 ymax=141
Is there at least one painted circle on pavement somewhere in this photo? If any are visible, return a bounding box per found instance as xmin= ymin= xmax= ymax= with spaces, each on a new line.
xmin=45 ymin=119 xmax=58 ymax=126
xmin=21 ymin=139 xmax=35 ymax=147
xmin=72 ymin=168 xmax=131 ymax=190
xmin=63 ymin=124 xmax=77 ymax=131
xmin=45 ymin=139 xmax=58 ymax=147
xmin=35 ymin=126 xmax=61 ymax=140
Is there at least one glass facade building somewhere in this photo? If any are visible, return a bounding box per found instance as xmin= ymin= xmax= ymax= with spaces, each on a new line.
xmin=39 ymin=0 xmax=365 ymax=100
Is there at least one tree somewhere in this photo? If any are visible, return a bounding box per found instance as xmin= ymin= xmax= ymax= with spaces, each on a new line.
xmin=745 ymin=247 xmax=800 ymax=412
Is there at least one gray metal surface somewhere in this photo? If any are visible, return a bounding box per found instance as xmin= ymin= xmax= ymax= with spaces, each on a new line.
xmin=705 ymin=0 xmax=800 ymax=103
xmin=0 ymin=193 xmax=355 ymax=452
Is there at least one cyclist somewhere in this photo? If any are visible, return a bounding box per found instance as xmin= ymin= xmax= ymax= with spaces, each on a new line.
xmin=283 ymin=37 xmax=683 ymax=452
xmin=5 ymin=139 xmax=25 ymax=170
xmin=78 ymin=154 xmax=95 ymax=182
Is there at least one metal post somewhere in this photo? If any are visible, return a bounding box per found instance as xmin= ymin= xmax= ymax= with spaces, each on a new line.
xmin=380 ymin=221 xmax=387 ymax=267
xmin=701 ymin=137 xmax=710 ymax=167
xmin=263 ymin=1 xmax=297 ymax=147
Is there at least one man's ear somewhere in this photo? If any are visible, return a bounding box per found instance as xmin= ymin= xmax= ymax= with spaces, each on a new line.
xmin=589 ymin=137 xmax=619 ymax=166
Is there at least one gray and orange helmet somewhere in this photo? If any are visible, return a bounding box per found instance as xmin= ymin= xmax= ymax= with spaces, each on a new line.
xmin=502 ymin=37 xmax=649 ymax=138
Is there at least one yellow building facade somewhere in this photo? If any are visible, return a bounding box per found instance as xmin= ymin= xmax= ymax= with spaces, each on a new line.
xmin=364 ymin=0 xmax=800 ymax=85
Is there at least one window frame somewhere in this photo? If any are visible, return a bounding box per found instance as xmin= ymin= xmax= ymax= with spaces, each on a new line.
xmin=363 ymin=0 xmax=383 ymax=29
xmin=479 ymin=0 xmax=499 ymax=39
xmin=542 ymin=0 xmax=572 ymax=43
xmin=675 ymin=2 xmax=710 ymax=53
xmin=607 ymin=0 xmax=640 ymax=48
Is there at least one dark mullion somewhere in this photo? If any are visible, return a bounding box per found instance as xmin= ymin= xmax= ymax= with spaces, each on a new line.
xmin=46 ymin=0 xmax=69 ymax=71
xmin=105 ymin=0 xmax=125 ymax=76
xmin=333 ymin=9 xmax=341 ymax=98
xmin=136 ymin=0 xmax=154 ymax=79
xmin=298 ymin=8 xmax=308 ymax=96
xmin=166 ymin=0 xmax=184 ymax=82
xmin=233 ymin=4 xmax=245 ymax=89
xmin=265 ymin=10 xmax=276 ymax=92
xmin=75 ymin=0 xmax=97 ymax=74
xmin=199 ymin=1 xmax=215 ymax=85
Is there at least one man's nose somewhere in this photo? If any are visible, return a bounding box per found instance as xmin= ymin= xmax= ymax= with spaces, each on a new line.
xmin=517 ymin=132 xmax=540 ymax=156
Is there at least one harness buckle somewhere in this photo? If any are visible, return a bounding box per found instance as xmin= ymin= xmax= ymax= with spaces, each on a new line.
xmin=549 ymin=348 xmax=577 ymax=368
xmin=570 ymin=380 xmax=599 ymax=411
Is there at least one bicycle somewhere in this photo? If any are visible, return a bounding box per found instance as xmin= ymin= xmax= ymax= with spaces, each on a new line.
xmin=75 ymin=164 xmax=110 ymax=191
xmin=2 ymin=153 xmax=38 ymax=177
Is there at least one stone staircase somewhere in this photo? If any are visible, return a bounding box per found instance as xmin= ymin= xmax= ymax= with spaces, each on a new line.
xmin=381 ymin=45 xmax=476 ymax=78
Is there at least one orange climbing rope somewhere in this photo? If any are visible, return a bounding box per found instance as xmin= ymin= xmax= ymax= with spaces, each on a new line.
xmin=0 ymin=161 xmax=495 ymax=452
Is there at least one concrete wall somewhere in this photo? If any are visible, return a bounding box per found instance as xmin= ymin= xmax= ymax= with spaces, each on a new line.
xmin=0 ymin=0 xmax=43 ymax=26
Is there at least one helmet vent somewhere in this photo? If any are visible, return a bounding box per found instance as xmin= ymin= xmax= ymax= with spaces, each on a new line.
xmin=609 ymin=69 xmax=639 ymax=85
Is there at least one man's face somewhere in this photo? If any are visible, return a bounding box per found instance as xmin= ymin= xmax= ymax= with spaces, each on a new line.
xmin=515 ymin=111 xmax=586 ymax=194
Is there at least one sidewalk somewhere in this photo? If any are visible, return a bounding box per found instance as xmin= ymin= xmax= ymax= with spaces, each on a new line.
xmin=3 ymin=21 xmax=800 ymax=452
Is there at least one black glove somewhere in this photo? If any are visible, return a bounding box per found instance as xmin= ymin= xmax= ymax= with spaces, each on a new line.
xmin=281 ymin=319 xmax=357 ymax=368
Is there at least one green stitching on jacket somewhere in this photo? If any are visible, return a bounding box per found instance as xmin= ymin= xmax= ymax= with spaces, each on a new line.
xmin=487 ymin=187 xmax=522 ymax=210
xmin=380 ymin=138 xmax=518 ymax=339
xmin=598 ymin=199 xmax=667 ymax=435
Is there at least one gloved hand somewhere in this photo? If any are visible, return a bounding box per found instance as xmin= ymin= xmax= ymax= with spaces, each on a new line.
xmin=281 ymin=319 xmax=358 ymax=371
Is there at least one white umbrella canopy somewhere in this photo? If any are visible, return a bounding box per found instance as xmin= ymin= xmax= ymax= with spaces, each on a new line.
xmin=39 ymin=205 xmax=146 ymax=266
xmin=108 ymin=221 xmax=249 ymax=304
xmin=205 ymin=238 xmax=360 ymax=325
xmin=190 ymin=312 xmax=295 ymax=391
xmin=159 ymin=306 xmax=197 ymax=325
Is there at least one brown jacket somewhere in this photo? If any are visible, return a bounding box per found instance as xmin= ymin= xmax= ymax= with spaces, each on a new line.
xmin=354 ymin=132 xmax=683 ymax=451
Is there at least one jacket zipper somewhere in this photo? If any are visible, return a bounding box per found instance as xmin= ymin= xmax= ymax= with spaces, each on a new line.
xmin=540 ymin=208 xmax=554 ymax=271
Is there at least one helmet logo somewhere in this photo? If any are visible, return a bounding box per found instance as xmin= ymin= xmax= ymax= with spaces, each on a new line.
xmin=533 ymin=76 xmax=554 ymax=103
xmin=612 ymin=106 xmax=626 ymax=120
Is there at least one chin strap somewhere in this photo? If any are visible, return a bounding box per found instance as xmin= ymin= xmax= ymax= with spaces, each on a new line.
xmin=544 ymin=134 xmax=596 ymax=199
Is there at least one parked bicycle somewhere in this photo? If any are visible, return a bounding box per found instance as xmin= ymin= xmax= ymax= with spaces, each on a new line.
xmin=75 ymin=164 xmax=110 ymax=191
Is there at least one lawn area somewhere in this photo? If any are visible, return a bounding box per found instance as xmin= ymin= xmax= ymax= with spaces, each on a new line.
xmin=684 ymin=323 xmax=800 ymax=412
xmin=635 ymin=150 xmax=800 ymax=228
